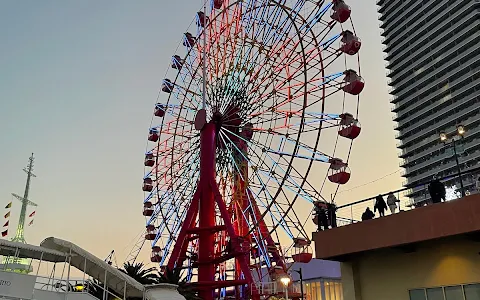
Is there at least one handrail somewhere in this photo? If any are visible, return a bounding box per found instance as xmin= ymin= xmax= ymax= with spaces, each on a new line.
xmin=337 ymin=165 xmax=480 ymax=210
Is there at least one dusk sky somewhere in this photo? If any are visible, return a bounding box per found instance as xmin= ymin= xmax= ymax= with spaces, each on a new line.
xmin=0 ymin=1 xmax=402 ymax=265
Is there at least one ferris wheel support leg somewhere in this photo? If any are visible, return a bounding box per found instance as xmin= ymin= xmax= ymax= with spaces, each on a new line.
xmin=211 ymin=179 xmax=261 ymax=300
xmin=166 ymin=190 xmax=200 ymax=271
xmin=196 ymin=122 xmax=218 ymax=300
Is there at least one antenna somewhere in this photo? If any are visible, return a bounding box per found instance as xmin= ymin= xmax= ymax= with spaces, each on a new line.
xmin=12 ymin=153 xmax=38 ymax=243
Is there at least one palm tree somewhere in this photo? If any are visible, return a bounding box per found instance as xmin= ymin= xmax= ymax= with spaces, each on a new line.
xmin=118 ymin=262 xmax=159 ymax=285
xmin=82 ymin=278 xmax=119 ymax=300
xmin=157 ymin=267 xmax=201 ymax=300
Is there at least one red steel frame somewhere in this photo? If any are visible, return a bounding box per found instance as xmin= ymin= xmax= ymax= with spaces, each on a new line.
xmin=167 ymin=122 xmax=261 ymax=300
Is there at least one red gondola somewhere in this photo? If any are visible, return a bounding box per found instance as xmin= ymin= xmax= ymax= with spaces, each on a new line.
xmin=213 ymin=0 xmax=223 ymax=9
xmin=338 ymin=113 xmax=361 ymax=139
xmin=183 ymin=32 xmax=196 ymax=47
xmin=154 ymin=104 xmax=165 ymax=117
xmin=144 ymin=153 xmax=155 ymax=167
xmin=171 ymin=55 xmax=184 ymax=70
xmin=328 ymin=158 xmax=351 ymax=184
xmin=148 ymin=128 xmax=159 ymax=142
xmin=151 ymin=246 xmax=162 ymax=263
xmin=331 ymin=0 xmax=351 ymax=23
xmin=143 ymin=177 xmax=153 ymax=192
xmin=343 ymin=69 xmax=364 ymax=95
xmin=143 ymin=201 xmax=154 ymax=216
xmin=145 ymin=225 xmax=157 ymax=240
xmin=340 ymin=30 xmax=361 ymax=55
xmin=161 ymin=79 xmax=173 ymax=93
xmin=291 ymin=238 xmax=313 ymax=264
xmin=196 ymin=11 xmax=209 ymax=27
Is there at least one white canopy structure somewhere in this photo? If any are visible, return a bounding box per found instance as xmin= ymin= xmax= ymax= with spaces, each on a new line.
xmin=40 ymin=237 xmax=145 ymax=298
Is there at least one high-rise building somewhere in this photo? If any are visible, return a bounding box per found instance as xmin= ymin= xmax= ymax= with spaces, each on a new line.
xmin=377 ymin=0 xmax=480 ymax=205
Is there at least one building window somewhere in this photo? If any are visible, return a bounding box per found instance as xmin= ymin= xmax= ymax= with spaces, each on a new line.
xmin=301 ymin=279 xmax=343 ymax=300
xmin=410 ymin=283 xmax=480 ymax=300
xmin=445 ymin=286 xmax=464 ymax=300
xmin=410 ymin=289 xmax=427 ymax=300
xmin=464 ymin=284 xmax=480 ymax=300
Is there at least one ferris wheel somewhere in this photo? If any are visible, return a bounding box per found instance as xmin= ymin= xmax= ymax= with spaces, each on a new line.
xmin=142 ymin=0 xmax=363 ymax=299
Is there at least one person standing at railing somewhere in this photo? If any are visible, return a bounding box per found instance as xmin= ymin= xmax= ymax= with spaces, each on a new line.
xmin=362 ymin=207 xmax=375 ymax=221
xmin=313 ymin=201 xmax=329 ymax=231
xmin=374 ymin=194 xmax=387 ymax=217
xmin=327 ymin=202 xmax=337 ymax=228
xmin=428 ymin=175 xmax=446 ymax=204
xmin=387 ymin=192 xmax=400 ymax=214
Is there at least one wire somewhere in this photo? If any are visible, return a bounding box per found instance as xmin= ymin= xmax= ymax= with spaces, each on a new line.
xmin=337 ymin=169 xmax=402 ymax=194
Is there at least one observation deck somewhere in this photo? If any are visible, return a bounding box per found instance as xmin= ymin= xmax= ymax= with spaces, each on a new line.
xmin=312 ymin=193 xmax=480 ymax=261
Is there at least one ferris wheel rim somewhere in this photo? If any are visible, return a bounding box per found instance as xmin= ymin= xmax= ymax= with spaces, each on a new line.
xmin=143 ymin=0 xmax=363 ymax=271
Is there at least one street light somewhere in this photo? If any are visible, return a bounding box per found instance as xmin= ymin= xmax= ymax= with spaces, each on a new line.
xmin=439 ymin=125 xmax=466 ymax=197
xmin=280 ymin=276 xmax=291 ymax=300
xmin=457 ymin=125 xmax=466 ymax=136
xmin=291 ymin=268 xmax=305 ymax=300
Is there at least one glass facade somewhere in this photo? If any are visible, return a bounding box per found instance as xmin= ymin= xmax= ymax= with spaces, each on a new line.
xmin=410 ymin=283 xmax=480 ymax=300
xmin=295 ymin=278 xmax=343 ymax=300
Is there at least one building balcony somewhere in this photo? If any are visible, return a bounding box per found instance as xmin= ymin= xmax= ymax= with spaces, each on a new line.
xmin=392 ymin=67 xmax=478 ymax=118
xmin=399 ymin=114 xmax=480 ymax=158
xmin=380 ymin=0 xmax=411 ymax=29
xmin=404 ymin=149 xmax=480 ymax=187
xmin=382 ymin=0 xmax=444 ymax=47
xmin=392 ymin=49 xmax=479 ymax=106
xmin=384 ymin=2 xmax=474 ymax=58
xmin=399 ymin=99 xmax=480 ymax=148
xmin=395 ymin=82 xmax=477 ymax=129
xmin=396 ymin=85 xmax=478 ymax=138
xmin=313 ymin=193 xmax=480 ymax=261
xmin=390 ymin=29 xmax=479 ymax=91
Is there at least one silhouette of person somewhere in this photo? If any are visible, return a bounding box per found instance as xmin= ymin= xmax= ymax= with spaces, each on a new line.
xmin=386 ymin=192 xmax=399 ymax=214
xmin=314 ymin=201 xmax=329 ymax=231
xmin=428 ymin=175 xmax=446 ymax=204
xmin=374 ymin=194 xmax=387 ymax=217
xmin=361 ymin=207 xmax=374 ymax=221
xmin=327 ymin=202 xmax=337 ymax=228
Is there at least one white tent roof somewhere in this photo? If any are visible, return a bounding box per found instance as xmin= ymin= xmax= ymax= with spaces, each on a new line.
xmin=0 ymin=239 xmax=67 ymax=263
xmin=40 ymin=237 xmax=145 ymax=298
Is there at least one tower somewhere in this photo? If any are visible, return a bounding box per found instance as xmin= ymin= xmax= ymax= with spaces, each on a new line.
xmin=1 ymin=153 xmax=38 ymax=273
xmin=11 ymin=153 xmax=38 ymax=243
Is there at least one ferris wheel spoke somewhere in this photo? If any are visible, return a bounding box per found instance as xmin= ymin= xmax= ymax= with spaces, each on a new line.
xmin=248 ymin=172 xmax=294 ymax=237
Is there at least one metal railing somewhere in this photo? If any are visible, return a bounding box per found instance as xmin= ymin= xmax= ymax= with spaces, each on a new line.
xmin=333 ymin=165 xmax=480 ymax=226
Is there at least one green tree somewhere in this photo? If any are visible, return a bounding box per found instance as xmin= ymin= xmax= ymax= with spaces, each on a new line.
xmin=157 ymin=267 xmax=201 ymax=300
xmin=118 ymin=262 xmax=159 ymax=285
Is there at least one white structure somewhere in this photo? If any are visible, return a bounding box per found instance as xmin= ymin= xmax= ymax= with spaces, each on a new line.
xmin=0 ymin=237 xmax=183 ymax=300
xmin=144 ymin=284 xmax=184 ymax=300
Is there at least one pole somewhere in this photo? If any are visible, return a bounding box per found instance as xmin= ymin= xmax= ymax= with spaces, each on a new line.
xmin=202 ymin=0 xmax=207 ymax=109
xmin=452 ymin=139 xmax=466 ymax=197
xmin=285 ymin=284 xmax=289 ymax=300
xmin=299 ymin=268 xmax=304 ymax=300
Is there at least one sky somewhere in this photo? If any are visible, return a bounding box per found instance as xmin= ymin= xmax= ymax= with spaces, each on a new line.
xmin=0 ymin=0 xmax=403 ymax=265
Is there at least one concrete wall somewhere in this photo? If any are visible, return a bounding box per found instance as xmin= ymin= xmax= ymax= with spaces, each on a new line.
xmin=341 ymin=237 xmax=480 ymax=300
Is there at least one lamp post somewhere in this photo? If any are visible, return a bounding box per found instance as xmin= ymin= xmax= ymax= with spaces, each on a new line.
xmin=280 ymin=276 xmax=291 ymax=300
xmin=439 ymin=125 xmax=466 ymax=197
xmin=291 ymin=268 xmax=305 ymax=300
